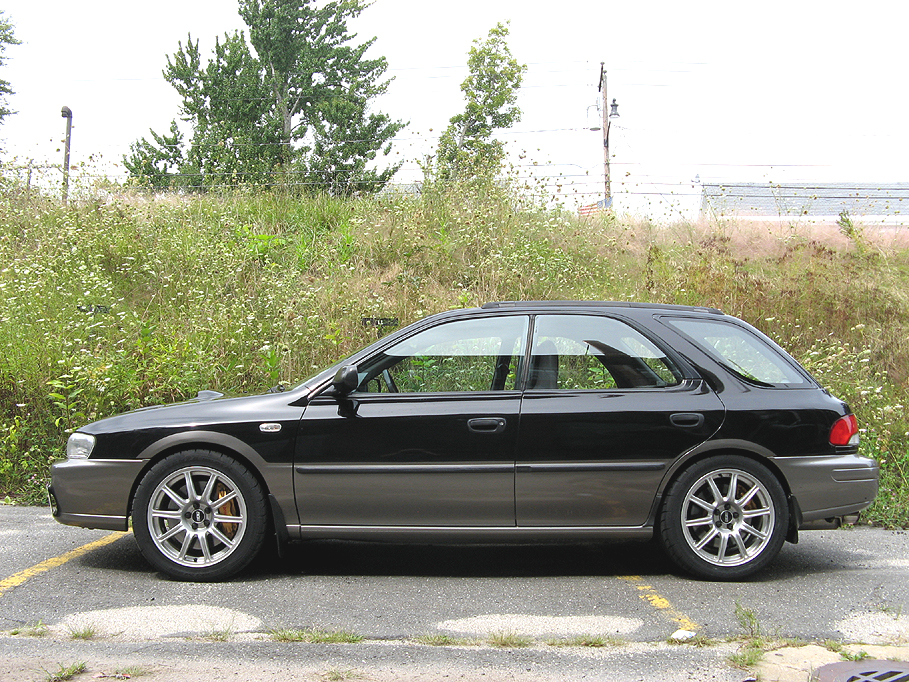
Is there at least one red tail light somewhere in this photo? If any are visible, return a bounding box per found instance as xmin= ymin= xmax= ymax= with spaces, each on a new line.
xmin=829 ymin=414 xmax=859 ymax=446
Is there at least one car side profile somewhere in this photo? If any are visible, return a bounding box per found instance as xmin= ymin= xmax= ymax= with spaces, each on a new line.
xmin=49 ymin=301 xmax=879 ymax=581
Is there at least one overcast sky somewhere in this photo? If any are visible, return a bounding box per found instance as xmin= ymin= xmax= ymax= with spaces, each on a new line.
xmin=1 ymin=0 xmax=906 ymax=218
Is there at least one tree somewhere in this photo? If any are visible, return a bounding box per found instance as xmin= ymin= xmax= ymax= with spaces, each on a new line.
xmin=125 ymin=0 xmax=405 ymax=194
xmin=435 ymin=22 xmax=526 ymax=183
xmin=0 ymin=11 xmax=21 ymax=126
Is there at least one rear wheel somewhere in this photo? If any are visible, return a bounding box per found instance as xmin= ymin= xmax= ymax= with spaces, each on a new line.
xmin=133 ymin=450 xmax=267 ymax=581
xmin=660 ymin=455 xmax=788 ymax=580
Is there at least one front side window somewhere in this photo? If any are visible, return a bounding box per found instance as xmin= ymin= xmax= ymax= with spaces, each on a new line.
xmin=664 ymin=317 xmax=807 ymax=386
xmin=357 ymin=316 xmax=528 ymax=393
xmin=527 ymin=315 xmax=682 ymax=390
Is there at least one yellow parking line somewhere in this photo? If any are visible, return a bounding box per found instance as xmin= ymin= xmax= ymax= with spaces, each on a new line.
xmin=0 ymin=532 xmax=128 ymax=598
xmin=618 ymin=575 xmax=700 ymax=631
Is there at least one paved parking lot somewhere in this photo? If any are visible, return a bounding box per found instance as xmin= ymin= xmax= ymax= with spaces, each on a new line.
xmin=2 ymin=505 xmax=909 ymax=681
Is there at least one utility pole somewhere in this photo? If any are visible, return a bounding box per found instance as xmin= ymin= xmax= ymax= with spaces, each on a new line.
xmin=61 ymin=106 xmax=72 ymax=205
xmin=598 ymin=63 xmax=610 ymax=203
xmin=597 ymin=63 xmax=619 ymax=208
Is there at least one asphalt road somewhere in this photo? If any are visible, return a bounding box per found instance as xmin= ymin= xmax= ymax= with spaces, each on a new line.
xmin=2 ymin=505 xmax=909 ymax=682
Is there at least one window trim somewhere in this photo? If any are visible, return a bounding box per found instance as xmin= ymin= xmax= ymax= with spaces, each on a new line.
xmin=520 ymin=312 xmax=696 ymax=392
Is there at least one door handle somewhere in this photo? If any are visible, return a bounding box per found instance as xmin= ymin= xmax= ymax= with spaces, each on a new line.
xmin=670 ymin=412 xmax=705 ymax=428
xmin=468 ymin=417 xmax=506 ymax=434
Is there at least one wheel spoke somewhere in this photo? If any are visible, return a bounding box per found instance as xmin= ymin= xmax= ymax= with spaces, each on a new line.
xmin=183 ymin=471 xmax=198 ymax=503
xmin=732 ymin=530 xmax=749 ymax=558
xmin=200 ymin=473 xmax=218 ymax=505
xmin=685 ymin=515 xmax=714 ymax=528
xmin=157 ymin=524 xmax=184 ymax=543
xmin=738 ymin=483 xmax=760 ymax=507
xmin=688 ymin=495 xmax=715 ymax=513
xmin=714 ymin=533 xmax=730 ymax=562
xmin=213 ymin=513 xmax=244 ymax=525
xmin=199 ymin=533 xmax=212 ymax=562
xmin=743 ymin=506 xmax=771 ymax=520
xmin=177 ymin=532 xmax=195 ymax=560
xmin=694 ymin=526 xmax=719 ymax=550
xmin=740 ymin=522 xmax=768 ymax=541
xmin=151 ymin=509 xmax=182 ymax=521
xmin=209 ymin=525 xmax=235 ymax=548
xmin=161 ymin=484 xmax=187 ymax=507
xmin=707 ymin=477 xmax=725 ymax=505
xmin=211 ymin=490 xmax=238 ymax=510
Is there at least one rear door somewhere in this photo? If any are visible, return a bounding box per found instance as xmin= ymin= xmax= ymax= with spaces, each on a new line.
xmin=515 ymin=314 xmax=725 ymax=527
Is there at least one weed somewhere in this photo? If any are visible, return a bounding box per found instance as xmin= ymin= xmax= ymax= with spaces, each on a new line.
xmin=68 ymin=624 xmax=98 ymax=640
xmin=43 ymin=662 xmax=86 ymax=682
xmin=824 ymin=639 xmax=844 ymax=652
xmin=320 ymin=669 xmax=362 ymax=681
xmin=545 ymin=635 xmax=623 ymax=647
xmin=268 ymin=627 xmax=362 ymax=644
xmin=666 ymin=634 xmax=716 ymax=648
xmin=202 ymin=625 xmax=233 ymax=642
xmin=841 ymin=649 xmax=870 ymax=661
xmin=11 ymin=620 xmax=48 ymax=637
xmin=487 ymin=631 xmax=533 ymax=648
xmin=413 ymin=634 xmax=478 ymax=646
xmin=734 ymin=601 xmax=761 ymax=638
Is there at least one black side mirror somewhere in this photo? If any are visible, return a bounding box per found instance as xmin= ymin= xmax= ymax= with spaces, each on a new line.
xmin=331 ymin=365 xmax=359 ymax=396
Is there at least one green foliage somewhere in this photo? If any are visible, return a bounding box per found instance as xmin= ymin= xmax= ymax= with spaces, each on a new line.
xmin=0 ymin=10 xmax=20 ymax=126
xmin=125 ymin=0 xmax=405 ymax=194
xmin=0 ymin=180 xmax=908 ymax=522
xmin=434 ymin=22 xmax=526 ymax=183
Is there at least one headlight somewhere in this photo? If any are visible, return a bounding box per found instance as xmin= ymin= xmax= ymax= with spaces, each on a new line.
xmin=66 ymin=432 xmax=96 ymax=459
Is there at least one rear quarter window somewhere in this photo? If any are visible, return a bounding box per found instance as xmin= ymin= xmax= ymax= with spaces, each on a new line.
xmin=663 ymin=317 xmax=809 ymax=386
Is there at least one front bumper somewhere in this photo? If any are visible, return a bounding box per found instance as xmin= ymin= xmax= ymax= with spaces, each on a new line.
xmin=774 ymin=453 xmax=880 ymax=524
xmin=49 ymin=458 xmax=147 ymax=531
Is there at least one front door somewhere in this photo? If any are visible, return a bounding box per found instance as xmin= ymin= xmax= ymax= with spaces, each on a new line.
xmin=295 ymin=314 xmax=529 ymax=527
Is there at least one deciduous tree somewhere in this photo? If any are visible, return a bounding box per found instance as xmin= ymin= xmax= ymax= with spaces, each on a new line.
xmin=434 ymin=22 xmax=526 ymax=183
xmin=125 ymin=0 xmax=405 ymax=194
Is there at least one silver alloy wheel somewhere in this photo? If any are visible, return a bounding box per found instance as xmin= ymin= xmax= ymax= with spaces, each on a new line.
xmin=680 ymin=467 xmax=776 ymax=567
xmin=146 ymin=465 xmax=248 ymax=568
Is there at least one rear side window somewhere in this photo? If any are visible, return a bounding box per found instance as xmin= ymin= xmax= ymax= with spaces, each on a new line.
xmin=528 ymin=315 xmax=682 ymax=390
xmin=664 ymin=317 xmax=807 ymax=386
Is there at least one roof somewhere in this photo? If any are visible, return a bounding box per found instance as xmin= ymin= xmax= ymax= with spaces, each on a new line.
xmin=699 ymin=182 xmax=909 ymax=220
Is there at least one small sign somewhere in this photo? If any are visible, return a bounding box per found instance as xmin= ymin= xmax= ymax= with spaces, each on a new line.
xmin=361 ymin=317 xmax=399 ymax=328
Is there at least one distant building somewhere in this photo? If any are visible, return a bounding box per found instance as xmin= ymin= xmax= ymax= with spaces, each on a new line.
xmin=699 ymin=182 xmax=909 ymax=223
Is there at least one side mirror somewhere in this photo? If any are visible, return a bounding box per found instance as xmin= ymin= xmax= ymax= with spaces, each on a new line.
xmin=331 ymin=365 xmax=359 ymax=396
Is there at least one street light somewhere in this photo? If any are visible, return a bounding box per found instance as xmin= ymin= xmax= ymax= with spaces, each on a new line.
xmin=61 ymin=106 xmax=73 ymax=205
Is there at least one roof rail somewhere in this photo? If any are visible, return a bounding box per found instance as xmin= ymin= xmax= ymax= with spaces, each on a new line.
xmin=481 ymin=301 xmax=724 ymax=315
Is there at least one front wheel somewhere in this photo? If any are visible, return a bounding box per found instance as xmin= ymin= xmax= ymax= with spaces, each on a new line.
xmin=133 ymin=450 xmax=267 ymax=581
xmin=659 ymin=456 xmax=788 ymax=580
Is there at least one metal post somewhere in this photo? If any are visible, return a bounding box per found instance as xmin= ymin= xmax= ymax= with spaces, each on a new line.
xmin=61 ymin=106 xmax=72 ymax=205
xmin=598 ymin=63 xmax=610 ymax=203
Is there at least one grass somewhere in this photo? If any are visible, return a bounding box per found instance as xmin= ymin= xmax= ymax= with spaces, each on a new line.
xmin=0 ymin=182 xmax=908 ymax=522
xmin=67 ymin=624 xmax=98 ymax=640
xmin=202 ymin=626 xmax=233 ymax=642
xmin=545 ymin=634 xmax=624 ymax=648
xmin=43 ymin=662 xmax=86 ymax=682
xmin=487 ymin=631 xmax=533 ymax=648
xmin=413 ymin=633 xmax=479 ymax=646
xmin=10 ymin=620 xmax=48 ymax=636
xmin=268 ymin=627 xmax=363 ymax=644
xmin=320 ymin=669 xmax=362 ymax=681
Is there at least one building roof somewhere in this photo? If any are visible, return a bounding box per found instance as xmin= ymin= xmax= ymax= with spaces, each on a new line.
xmin=699 ymin=182 xmax=909 ymax=221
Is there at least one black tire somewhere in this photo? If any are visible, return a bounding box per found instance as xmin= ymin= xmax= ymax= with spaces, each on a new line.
xmin=659 ymin=455 xmax=788 ymax=581
xmin=132 ymin=450 xmax=267 ymax=581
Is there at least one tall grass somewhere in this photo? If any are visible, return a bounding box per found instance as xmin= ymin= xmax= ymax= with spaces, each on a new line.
xmin=0 ymin=182 xmax=906 ymax=525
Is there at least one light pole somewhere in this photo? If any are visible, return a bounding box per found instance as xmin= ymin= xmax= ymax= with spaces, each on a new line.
xmin=598 ymin=63 xmax=619 ymax=207
xmin=61 ymin=106 xmax=73 ymax=205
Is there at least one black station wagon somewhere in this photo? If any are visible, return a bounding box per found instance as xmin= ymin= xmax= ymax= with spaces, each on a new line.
xmin=50 ymin=301 xmax=879 ymax=581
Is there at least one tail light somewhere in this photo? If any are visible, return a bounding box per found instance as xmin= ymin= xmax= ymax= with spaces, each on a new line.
xmin=829 ymin=414 xmax=859 ymax=446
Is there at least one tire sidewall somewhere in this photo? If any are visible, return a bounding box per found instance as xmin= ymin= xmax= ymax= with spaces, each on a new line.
xmin=133 ymin=450 xmax=267 ymax=582
xmin=660 ymin=455 xmax=789 ymax=581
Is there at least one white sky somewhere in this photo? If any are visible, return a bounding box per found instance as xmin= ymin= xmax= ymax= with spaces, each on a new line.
xmin=1 ymin=0 xmax=906 ymax=218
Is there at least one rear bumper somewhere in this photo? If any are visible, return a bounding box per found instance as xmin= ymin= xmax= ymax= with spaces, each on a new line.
xmin=49 ymin=458 xmax=145 ymax=531
xmin=775 ymin=454 xmax=879 ymax=524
